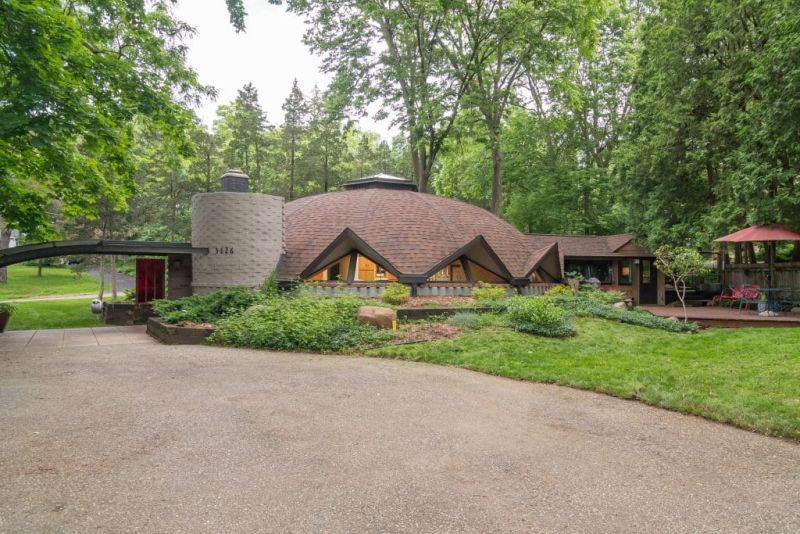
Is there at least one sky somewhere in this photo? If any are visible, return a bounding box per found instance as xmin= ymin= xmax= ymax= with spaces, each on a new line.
xmin=174 ymin=0 xmax=394 ymax=139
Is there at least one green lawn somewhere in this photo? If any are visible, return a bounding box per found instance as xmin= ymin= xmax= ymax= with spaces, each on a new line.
xmin=6 ymin=299 xmax=105 ymax=331
xmin=0 ymin=265 xmax=100 ymax=299
xmin=369 ymin=318 xmax=800 ymax=440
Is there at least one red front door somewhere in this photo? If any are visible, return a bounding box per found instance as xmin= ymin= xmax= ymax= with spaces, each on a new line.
xmin=136 ymin=258 xmax=165 ymax=303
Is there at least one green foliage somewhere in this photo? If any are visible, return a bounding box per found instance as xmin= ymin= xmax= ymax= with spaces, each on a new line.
xmin=381 ymin=282 xmax=410 ymax=305
xmin=210 ymin=295 xmax=390 ymax=352
xmin=0 ymin=0 xmax=212 ymax=235
xmin=544 ymin=285 xmax=574 ymax=298
xmin=578 ymin=288 xmax=627 ymax=304
xmin=616 ymin=0 xmax=800 ymax=246
xmin=0 ymin=302 xmax=16 ymax=315
xmin=470 ymin=281 xmax=506 ymax=301
xmin=447 ymin=312 xmax=479 ymax=330
xmin=506 ymin=296 xmax=576 ymax=338
xmin=152 ymin=287 xmax=260 ymax=325
xmin=551 ymin=297 xmax=698 ymax=334
xmin=260 ymin=270 xmax=279 ymax=298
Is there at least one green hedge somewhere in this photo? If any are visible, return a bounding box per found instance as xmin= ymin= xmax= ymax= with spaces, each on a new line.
xmin=507 ymin=296 xmax=577 ymax=338
xmin=210 ymin=295 xmax=390 ymax=352
xmin=152 ymin=287 xmax=261 ymax=324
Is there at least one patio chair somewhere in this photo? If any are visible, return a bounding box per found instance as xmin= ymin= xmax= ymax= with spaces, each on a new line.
xmin=738 ymin=285 xmax=762 ymax=313
xmin=717 ymin=285 xmax=746 ymax=308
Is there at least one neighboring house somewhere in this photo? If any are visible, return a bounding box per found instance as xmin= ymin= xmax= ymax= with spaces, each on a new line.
xmin=276 ymin=174 xmax=663 ymax=303
xmin=527 ymin=233 xmax=665 ymax=305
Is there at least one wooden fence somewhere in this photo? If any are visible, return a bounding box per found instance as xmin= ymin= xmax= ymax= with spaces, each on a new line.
xmin=724 ymin=262 xmax=800 ymax=289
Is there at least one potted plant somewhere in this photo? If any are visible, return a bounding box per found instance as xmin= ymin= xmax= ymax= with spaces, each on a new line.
xmin=0 ymin=303 xmax=15 ymax=333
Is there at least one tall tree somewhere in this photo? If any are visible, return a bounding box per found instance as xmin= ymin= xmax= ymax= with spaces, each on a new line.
xmin=282 ymin=79 xmax=307 ymax=199
xmin=616 ymin=0 xmax=800 ymax=248
xmin=0 ymin=0 xmax=212 ymax=236
xmin=229 ymin=83 xmax=270 ymax=191
xmin=276 ymin=0 xmax=483 ymax=192
xmin=454 ymin=0 xmax=600 ymax=214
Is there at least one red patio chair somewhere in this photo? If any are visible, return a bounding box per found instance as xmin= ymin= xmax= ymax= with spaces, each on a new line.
xmin=738 ymin=285 xmax=762 ymax=313
xmin=717 ymin=285 xmax=745 ymax=307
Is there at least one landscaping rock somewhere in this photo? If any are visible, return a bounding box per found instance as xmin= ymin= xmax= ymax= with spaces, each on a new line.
xmin=613 ymin=301 xmax=627 ymax=309
xmin=357 ymin=306 xmax=397 ymax=329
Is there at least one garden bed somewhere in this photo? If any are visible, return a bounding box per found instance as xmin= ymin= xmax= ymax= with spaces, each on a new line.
xmin=147 ymin=317 xmax=215 ymax=345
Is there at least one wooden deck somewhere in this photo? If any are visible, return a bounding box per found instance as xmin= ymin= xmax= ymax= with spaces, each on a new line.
xmin=641 ymin=305 xmax=800 ymax=328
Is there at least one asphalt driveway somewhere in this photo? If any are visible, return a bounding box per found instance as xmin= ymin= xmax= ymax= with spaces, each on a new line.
xmin=1 ymin=343 xmax=798 ymax=532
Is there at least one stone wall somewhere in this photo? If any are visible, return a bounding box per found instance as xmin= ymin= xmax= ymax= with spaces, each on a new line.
xmin=191 ymin=192 xmax=284 ymax=294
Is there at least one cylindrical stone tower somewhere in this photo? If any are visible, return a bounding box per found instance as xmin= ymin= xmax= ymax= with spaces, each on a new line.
xmin=191 ymin=170 xmax=284 ymax=294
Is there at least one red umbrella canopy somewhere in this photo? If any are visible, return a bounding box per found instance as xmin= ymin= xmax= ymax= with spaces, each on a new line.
xmin=715 ymin=224 xmax=800 ymax=242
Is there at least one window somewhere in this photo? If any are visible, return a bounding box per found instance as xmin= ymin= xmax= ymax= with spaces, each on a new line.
xmin=618 ymin=260 xmax=632 ymax=285
xmin=565 ymin=260 xmax=613 ymax=284
xmin=641 ymin=259 xmax=652 ymax=284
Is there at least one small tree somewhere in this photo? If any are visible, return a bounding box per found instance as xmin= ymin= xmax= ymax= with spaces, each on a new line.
xmin=654 ymin=245 xmax=705 ymax=322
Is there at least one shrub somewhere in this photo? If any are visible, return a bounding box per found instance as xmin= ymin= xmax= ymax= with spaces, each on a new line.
xmin=506 ymin=296 xmax=576 ymax=338
xmin=550 ymin=296 xmax=698 ymax=333
xmin=579 ymin=288 xmax=627 ymax=304
xmin=152 ymin=287 xmax=261 ymax=324
xmin=471 ymin=281 xmax=507 ymax=301
xmin=0 ymin=302 xmax=16 ymax=315
xmin=447 ymin=312 xmax=479 ymax=330
xmin=260 ymin=270 xmax=279 ymax=298
xmin=381 ymin=282 xmax=410 ymax=304
xmin=544 ymin=285 xmax=574 ymax=298
xmin=210 ymin=295 xmax=390 ymax=352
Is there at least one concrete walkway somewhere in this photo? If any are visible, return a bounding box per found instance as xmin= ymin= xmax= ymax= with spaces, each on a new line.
xmin=0 ymin=343 xmax=798 ymax=532
xmin=0 ymin=325 xmax=153 ymax=351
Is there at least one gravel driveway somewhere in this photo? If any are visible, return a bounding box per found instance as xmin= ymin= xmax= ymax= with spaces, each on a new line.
xmin=1 ymin=343 xmax=798 ymax=532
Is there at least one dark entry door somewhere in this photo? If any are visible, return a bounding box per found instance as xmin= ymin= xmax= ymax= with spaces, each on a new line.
xmin=136 ymin=258 xmax=165 ymax=303
xmin=639 ymin=259 xmax=657 ymax=304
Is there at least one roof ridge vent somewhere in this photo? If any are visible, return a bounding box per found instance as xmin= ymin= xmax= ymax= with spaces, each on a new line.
xmin=343 ymin=174 xmax=418 ymax=192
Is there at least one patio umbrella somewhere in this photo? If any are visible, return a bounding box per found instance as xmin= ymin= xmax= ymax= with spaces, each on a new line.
xmin=715 ymin=224 xmax=800 ymax=288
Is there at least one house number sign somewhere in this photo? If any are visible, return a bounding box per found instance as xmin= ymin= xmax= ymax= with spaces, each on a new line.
xmin=213 ymin=246 xmax=234 ymax=255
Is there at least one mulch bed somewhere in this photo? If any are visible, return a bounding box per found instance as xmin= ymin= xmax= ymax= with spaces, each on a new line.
xmin=392 ymin=322 xmax=461 ymax=344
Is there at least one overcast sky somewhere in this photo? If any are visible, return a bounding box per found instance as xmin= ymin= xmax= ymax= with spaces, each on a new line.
xmin=174 ymin=0 xmax=393 ymax=139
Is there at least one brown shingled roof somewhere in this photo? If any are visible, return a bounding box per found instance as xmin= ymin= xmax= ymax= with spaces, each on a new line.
xmin=525 ymin=233 xmax=652 ymax=258
xmin=281 ymin=189 xmax=561 ymax=281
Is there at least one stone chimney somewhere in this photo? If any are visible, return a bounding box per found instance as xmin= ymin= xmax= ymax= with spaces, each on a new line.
xmin=220 ymin=169 xmax=250 ymax=192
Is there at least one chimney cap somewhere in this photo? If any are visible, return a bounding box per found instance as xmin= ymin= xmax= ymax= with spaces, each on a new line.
xmin=220 ymin=169 xmax=250 ymax=192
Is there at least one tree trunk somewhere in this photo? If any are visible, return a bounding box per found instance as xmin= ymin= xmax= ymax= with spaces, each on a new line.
xmin=98 ymin=256 xmax=105 ymax=300
xmin=323 ymin=143 xmax=329 ymax=193
xmin=491 ymin=144 xmax=502 ymax=215
xmin=111 ymin=255 xmax=118 ymax=300
xmin=289 ymin=136 xmax=296 ymax=200
xmin=746 ymin=242 xmax=757 ymax=264
xmin=410 ymin=144 xmax=424 ymax=192
xmin=37 ymin=259 xmax=43 ymax=277
xmin=0 ymin=218 xmax=10 ymax=284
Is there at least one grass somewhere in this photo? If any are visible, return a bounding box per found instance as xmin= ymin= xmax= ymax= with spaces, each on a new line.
xmin=369 ymin=318 xmax=800 ymax=440
xmin=6 ymin=299 xmax=105 ymax=331
xmin=0 ymin=265 xmax=99 ymax=300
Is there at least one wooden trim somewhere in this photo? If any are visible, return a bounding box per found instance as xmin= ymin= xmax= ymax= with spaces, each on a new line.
xmin=346 ymin=251 xmax=358 ymax=283
xmin=423 ymin=235 xmax=513 ymax=281
xmin=460 ymin=256 xmax=474 ymax=283
xmin=299 ymin=228 xmax=401 ymax=279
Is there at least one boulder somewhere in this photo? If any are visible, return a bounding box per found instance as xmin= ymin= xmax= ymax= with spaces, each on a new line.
xmin=612 ymin=301 xmax=627 ymax=309
xmin=357 ymin=306 xmax=397 ymax=329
